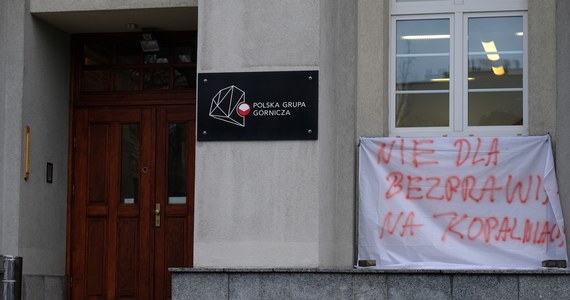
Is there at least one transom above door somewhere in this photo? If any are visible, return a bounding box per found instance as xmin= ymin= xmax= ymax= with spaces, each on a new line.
xmin=72 ymin=32 xmax=197 ymax=107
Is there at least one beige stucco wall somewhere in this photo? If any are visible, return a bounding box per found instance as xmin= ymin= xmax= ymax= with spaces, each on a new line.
xmin=1 ymin=0 xmax=564 ymax=274
xmin=194 ymin=0 xmax=358 ymax=268
xmin=528 ymin=0 xmax=557 ymax=137
xmin=194 ymin=0 xmax=321 ymax=267
xmin=556 ymin=0 xmax=570 ymax=263
xmin=0 ymin=0 xmax=26 ymax=257
xmin=0 ymin=0 xmax=70 ymax=275
xmin=19 ymin=16 xmax=70 ymax=275
xmin=356 ymin=0 xmax=389 ymax=138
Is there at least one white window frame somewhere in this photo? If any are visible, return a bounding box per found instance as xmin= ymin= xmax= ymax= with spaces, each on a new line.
xmin=389 ymin=0 xmax=528 ymax=137
xmin=390 ymin=0 xmax=528 ymax=16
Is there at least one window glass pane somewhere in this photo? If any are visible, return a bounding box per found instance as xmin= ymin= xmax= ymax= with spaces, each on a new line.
xmin=174 ymin=68 xmax=196 ymax=89
xmin=468 ymin=91 xmax=523 ymax=126
xmin=468 ymin=17 xmax=523 ymax=52
xmin=468 ymin=54 xmax=523 ymax=89
xmin=144 ymin=68 xmax=170 ymax=90
xmin=84 ymin=44 xmax=113 ymax=65
xmin=117 ymin=42 xmax=140 ymax=65
xmin=397 ymin=19 xmax=450 ymax=55
xmin=396 ymin=19 xmax=450 ymax=92
xmin=144 ymin=48 xmax=170 ymax=64
xmin=396 ymin=93 xmax=449 ymax=127
xmin=83 ymin=70 xmax=111 ymax=92
xmin=468 ymin=16 xmax=523 ymax=90
xmin=168 ymin=123 xmax=187 ymax=205
xmin=397 ymin=57 xmax=450 ymax=91
xmin=395 ymin=19 xmax=450 ymax=128
xmin=175 ymin=41 xmax=196 ymax=64
xmin=121 ymin=125 xmax=140 ymax=205
xmin=114 ymin=69 xmax=140 ymax=91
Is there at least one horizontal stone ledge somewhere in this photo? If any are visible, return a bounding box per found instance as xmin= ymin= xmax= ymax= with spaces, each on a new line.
xmin=169 ymin=267 xmax=570 ymax=275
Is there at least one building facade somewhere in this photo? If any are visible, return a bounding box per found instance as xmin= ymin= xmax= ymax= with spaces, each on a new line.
xmin=0 ymin=0 xmax=569 ymax=298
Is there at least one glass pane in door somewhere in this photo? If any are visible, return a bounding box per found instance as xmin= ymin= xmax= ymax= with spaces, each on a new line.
xmin=121 ymin=124 xmax=140 ymax=204
xmin=168 ymin=123 xmax=187 ymax=205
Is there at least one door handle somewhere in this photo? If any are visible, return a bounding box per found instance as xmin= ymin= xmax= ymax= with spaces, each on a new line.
xmin=155 ymin=203 xmax=161 ymax=227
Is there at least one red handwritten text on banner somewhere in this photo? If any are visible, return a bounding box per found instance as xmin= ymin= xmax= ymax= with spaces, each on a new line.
xmin=358 ymin=136 xmax=567 ymax=269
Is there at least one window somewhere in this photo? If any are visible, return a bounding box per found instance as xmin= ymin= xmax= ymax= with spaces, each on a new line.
xmin=80 ymin=33 xmax=197 ymax=94
xmin=390 ymin=0 xmax=527 ymax=136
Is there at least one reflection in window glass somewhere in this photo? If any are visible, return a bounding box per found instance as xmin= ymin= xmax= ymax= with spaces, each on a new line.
xmin=83 ymin=70 xmax=111 ymax=92
xmin=468 ymin=17 xmax=523 ymax=53
xmin=397 ymin=19 xmax=450 ymax=55
xmin=469 ymin=91 xmax=523 ymax=126
xmin=175 ymin=41 xmax=195 ymax=63
xmin=168 ymin=124 xmax=187 ymax=205
xmin=115 ymin=69 xmax=140 ymax=91
xmin=84 ymin=44 xmax=112 ymax=65
xmin=144 ymin=48 xmax=170 ymax=64
xmin=468 ymin=54 xmax=523 ymax=89
xmin=144 ymin=68 xmax=170 ymax=90
xmin=396 ymin=93 xmax=449 ymax=127
xmin=468 ymin=16 xmax=523 ymax=88
xmin=395 ymin=19 xmax=450 ymax=128
xmin=121 ymin=125 xmax=140 ymax=204
xmin=396 ymin=56 xmax=450 ymax=91
xmin=174 ymin=68 xmax=196 ymax=89
xmin=468 ymin=16 xmax=523 ymax=127
xmin=117 ymin=42 xmax=140 ymax=65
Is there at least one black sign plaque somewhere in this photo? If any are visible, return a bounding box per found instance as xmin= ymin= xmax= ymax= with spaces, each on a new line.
xmin=197 ymin=71 xmax=318 ymax=141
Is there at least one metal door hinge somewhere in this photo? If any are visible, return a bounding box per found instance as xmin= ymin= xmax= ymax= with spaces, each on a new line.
xmin=73 ymin=137 xmax=76 ymax=148
xmin=72 ymin=184 xmax=75 ymax=196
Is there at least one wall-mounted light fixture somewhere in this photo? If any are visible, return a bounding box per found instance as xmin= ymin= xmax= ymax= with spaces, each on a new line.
xmin=126 ymin=23 xmax=138 ymax=31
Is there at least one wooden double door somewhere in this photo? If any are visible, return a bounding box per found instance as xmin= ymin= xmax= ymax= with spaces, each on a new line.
xmin=70 ymin=106 xmax=195 ymax=299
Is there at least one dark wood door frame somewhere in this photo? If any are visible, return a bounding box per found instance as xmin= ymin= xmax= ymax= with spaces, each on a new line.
xmin=66 ymin=32 xmax=196 ymax=299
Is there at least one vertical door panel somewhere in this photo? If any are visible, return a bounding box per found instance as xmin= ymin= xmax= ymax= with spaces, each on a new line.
xmin=116 ymin=218 xmax=139 ymax=298
xmin=154 ymin=106 xmax=195 ymax=300
xmin=72 ymin=108 xmax=153 ymax=300
xmin=86 ymin=218 xmax=107 ymax=299
xmin=72 ymin=106 xmax=194 ymax=300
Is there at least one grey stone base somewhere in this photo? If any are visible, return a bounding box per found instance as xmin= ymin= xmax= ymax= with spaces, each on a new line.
xmin=171 ymin=268 xmax=570 ymax=300
xmin=22 ymin=275 xmax=66 ymax=300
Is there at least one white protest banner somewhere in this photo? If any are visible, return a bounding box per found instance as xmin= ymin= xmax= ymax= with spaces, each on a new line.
xmin=358 ymin=135 xmax=568 ymax=269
